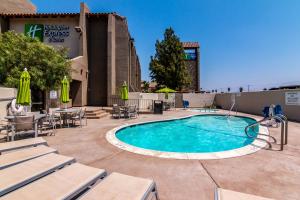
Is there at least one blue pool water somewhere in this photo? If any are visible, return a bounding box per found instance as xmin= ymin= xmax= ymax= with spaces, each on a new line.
xmin=116 ymin=115 xmax=258 ymax=153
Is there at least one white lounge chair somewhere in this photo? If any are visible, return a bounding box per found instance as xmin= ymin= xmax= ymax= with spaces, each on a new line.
xmin=0 ymin=145 xmax=57 ymax=170
xmin=80 ymin=172 xmax=159 ymax=200
xmin=215 ymin=188 xmax=274 ymax=200
xmin=1 ymin=163 xmax=107 ymax=200
xmin=0 ymin=153 xmax=75 ymax=196
xmin=0 ymin=137 xmax=47 ymax=154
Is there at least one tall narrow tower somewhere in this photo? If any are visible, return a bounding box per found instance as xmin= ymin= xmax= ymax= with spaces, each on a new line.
xmin=182 ymin=42 xmax=200 ymax=92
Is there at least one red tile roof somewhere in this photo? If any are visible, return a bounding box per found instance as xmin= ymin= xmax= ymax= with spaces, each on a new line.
xmin=86 ymin=12 xmax=125 ymax=19
xmin=182 ymin=42 xmax=199 ymax=48
xmin=0 ymin=12 xmax=121 ymax=18
xmin=0 ymin=13 xmax=79 ymax=17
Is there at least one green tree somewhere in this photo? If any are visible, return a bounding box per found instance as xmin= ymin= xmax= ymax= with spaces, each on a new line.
xmin=142 ymin=80 xmax=150 ymax=92
xmin=149 ymin=27 xmax=191 ymax=90
xmin=0 ymin=31 xmax=71 ymax=91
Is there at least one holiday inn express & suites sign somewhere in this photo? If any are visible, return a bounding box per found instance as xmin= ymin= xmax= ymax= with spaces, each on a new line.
xmin=24 ymin=24 xmax=70 ymax=43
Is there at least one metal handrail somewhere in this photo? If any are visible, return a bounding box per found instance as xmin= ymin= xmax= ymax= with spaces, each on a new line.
xmin=276 ymin=114 xmax=288 ymax=144
xmin=244 ymin=117 xmax=271 ymax=138
xmin=227 ymin=102 xmax=236 ymax=116
xmin=245 ymin=114 xmax=288 ymax=151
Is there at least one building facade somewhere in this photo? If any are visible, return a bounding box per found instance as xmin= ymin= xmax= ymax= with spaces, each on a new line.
xmin=182 ymin=42 xmax=200 ymax=92
xmin=0 ymin=3 xmax=141 ymax=107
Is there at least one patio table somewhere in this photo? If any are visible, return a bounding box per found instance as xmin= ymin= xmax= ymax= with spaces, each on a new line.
xmin=120 ymin=106 xmax=129 ymax=118
xmin=4 ymin=114 xmax=46 ymax=139
xmin=55 ymin=108 xmax=80 ymax=127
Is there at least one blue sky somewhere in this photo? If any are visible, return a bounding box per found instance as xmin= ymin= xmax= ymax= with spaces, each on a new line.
xmin=31 ymin=0 xmax=300 ymax=91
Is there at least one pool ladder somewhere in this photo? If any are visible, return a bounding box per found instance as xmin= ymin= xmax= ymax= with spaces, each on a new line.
xmin=244 ymin=114 xmax=288 ymax=150
xmin=227 ymin=102 xmax=237 ymax=116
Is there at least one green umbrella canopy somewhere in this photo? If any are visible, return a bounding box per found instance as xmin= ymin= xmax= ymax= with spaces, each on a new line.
xmin=155 ymin=87 xmax=176 ymax=93
xmin=121 ymin=81 xmax=129 ymax=100
xmin=156 ymin=87 xmax=176 ymax=99
xmin=16 ymin=68 xmax=31 ymax=106
xmin=60 ymin=76 xmax=70 ymax=103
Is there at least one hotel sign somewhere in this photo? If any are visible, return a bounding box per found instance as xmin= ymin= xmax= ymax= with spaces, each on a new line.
xmin=25 ymin=24 xmax=70 ymax=43
xmin=49 ymin=90 xmax=58 ymax=99
xmin=285 ymin=92 xmax=300 ymax=105
xmin=25 ymin=24 xmax=44 ymax=41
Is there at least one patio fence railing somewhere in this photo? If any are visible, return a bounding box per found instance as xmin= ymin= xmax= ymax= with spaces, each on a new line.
xmin=107 ymin=96 xmax=176 ymax=112
xmin=108 ymin=97 xmax=154 ymax=112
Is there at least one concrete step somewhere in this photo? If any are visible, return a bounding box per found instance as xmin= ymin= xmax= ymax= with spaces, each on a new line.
xmin=86 ymin=109 xmax=102 ymax=113
xmin=84 ymin=107 xmax=110 ymax=119
xmin=86 ymin=112 xmax=109 ymax=119
xmin=86 ymin=111 xmax=107 ymax=116
xmin=92 ymin=110 xmax=106 ymax=114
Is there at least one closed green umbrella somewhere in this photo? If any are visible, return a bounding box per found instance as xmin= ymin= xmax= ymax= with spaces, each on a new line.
xmin=16 ymin=68 xmax=31 ymax=106
xmin=156 ymin=87 xmax=176 ymax=99
xmin=60 ymin=76 xmax=70 ymax=105
xmin=121 ymin=81 xmax=129 ymax=101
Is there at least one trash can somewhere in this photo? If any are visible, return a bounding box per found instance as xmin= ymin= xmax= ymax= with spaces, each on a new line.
xmin=154 ymin=100 xmax=163 ymax=114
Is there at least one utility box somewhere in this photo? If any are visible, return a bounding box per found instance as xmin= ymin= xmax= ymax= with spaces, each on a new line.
xmin=154 ymin=100 xmax=163 ymax=114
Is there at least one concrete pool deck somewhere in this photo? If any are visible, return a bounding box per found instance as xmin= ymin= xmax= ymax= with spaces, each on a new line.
xmin=44 ymin=109 xmax=300 ymax=200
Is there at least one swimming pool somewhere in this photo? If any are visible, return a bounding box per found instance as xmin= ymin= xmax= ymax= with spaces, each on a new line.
xmin=115 ymin=115 xmax=258 ymax=153
xmin=106 ymin=114 xmax=268 ymax=159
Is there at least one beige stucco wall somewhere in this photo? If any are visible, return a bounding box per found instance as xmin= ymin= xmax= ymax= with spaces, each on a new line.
xmin=215 ymin=90 xmax=300 ymax=122
xmin=183 ymin=93 xmax=215 ymax=107
xmin=70 ymin=56 xmax=87 ymax=106
xmin=9 ymin=17 xmax=80 ymax=58
xmin=0 ymin=87 xmax=16 ymax=120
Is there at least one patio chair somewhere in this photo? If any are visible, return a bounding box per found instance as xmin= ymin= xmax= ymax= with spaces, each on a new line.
xmin=126 ymin=105 xmax=137 ymax=118
xmin=71 ymin=108 xmax=87 ymax=127
xmin=0 ymin=122 xmax=9 ymax=142
xmin=112 ymin=104 xmax=123 ymax=119
xmin=262 ymin=105 xmax=279 ymax=127
xmin=183 ymin=100 xmax=189 ymax=109
xmin=0 ymin=123 xmax=6 ymax=133
xmin=49 ymin=108 xmax=62 ymax=128
xmin=39 ymin=114 xmax=57 ymax=136
xmin=274 ymin=104 xmax=284 ymax=115
xmin=163 ymin=102 xmax=171 ymax=111
xmin=80 ymin=172 xmax=159 ymax=200
xmin=8 ymin=116 xmax=38 ymax=141
xmin=0 ymin=120 xmax=8 ymax=134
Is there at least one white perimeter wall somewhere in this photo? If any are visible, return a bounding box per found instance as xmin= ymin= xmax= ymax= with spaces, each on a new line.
xmin=129 ymin=92 xmax=215 ymax=109
xmin=129 ymin=92 xmax=175 ymax=101
xmin=182 ymin=93 xmax=216 ymax=108
xmin=128 ymin=92 xmax=176 ymax=110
